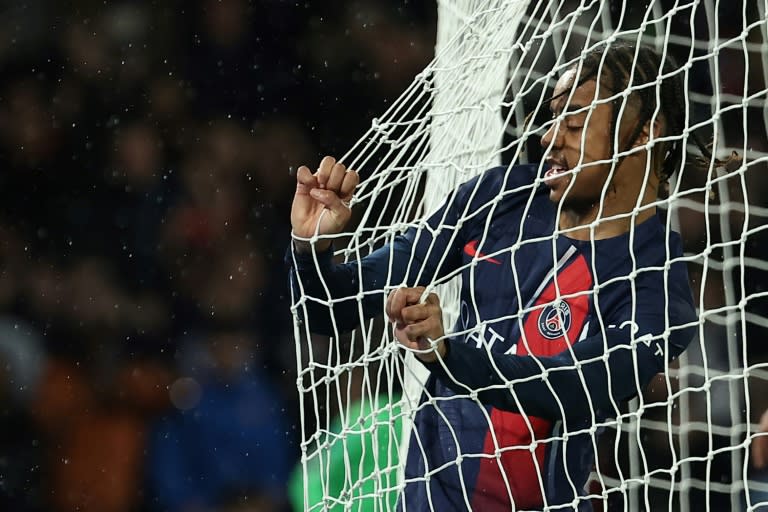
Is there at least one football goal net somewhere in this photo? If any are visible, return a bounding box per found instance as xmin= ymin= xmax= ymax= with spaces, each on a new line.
xmin=291 ymin=0 xmax=768 ymax=510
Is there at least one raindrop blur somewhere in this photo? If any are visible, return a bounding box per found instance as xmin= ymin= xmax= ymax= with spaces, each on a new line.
xmin=169 ymin=377 xmax=202 ymax=411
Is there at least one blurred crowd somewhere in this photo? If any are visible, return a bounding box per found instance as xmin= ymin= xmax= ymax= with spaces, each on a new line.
xmin=0 ymin=1 xmax=434 ymax=511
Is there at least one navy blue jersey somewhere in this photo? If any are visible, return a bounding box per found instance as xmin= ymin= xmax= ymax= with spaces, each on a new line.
xmin=290 ymin=164 xmax=697 ymax=511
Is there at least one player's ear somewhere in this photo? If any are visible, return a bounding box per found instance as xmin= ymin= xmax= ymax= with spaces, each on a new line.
xmin=634 ymin=117 xmax=663 ymax=147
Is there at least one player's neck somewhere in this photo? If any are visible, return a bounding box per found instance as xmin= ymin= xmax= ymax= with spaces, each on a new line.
xmin=559 ymin=190 xmax=658 ymax=240
xmin=560 ymin=207 xmax=657 ymax=240
xmin=560 ymin=162 xmax=660 ymax=240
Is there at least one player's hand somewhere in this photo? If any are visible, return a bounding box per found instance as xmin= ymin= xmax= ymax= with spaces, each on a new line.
xmin=752 ymin=409 xmax=768 ymax=469
xmin=291 ymin=156 xmax=359 ymax=253
xmin=386 ymin=287 xmax=446 ymax=363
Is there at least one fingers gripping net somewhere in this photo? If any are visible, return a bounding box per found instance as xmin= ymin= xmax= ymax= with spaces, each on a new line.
xmin=291 ymin=1 xmax=768 ymax=510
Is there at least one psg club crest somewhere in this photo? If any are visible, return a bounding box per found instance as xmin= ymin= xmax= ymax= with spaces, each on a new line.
xmin=538 ymin=300 xmax=572 ymax=340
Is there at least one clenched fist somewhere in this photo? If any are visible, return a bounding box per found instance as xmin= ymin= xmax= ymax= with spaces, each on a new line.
xmin=386 ymin=287 xmax=446 ymax=363
xmin=291 ymin=156 xmax=359 ymax=253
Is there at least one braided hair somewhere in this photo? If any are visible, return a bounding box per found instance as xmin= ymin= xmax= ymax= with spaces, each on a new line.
xmin=549 ymin=42 xmax=739 ymax=186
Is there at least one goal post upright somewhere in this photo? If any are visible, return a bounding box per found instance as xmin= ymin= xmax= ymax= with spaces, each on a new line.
xmin=398 ymin=0 xmax=533 ymax=489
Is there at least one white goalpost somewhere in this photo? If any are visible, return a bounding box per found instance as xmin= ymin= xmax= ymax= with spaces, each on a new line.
xmin=291 ymin=1 xmax=768 ymax=510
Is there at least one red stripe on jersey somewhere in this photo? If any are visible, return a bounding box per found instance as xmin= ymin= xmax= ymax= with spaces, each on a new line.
xmin=470 ymin=254 xmax=592 ymax=510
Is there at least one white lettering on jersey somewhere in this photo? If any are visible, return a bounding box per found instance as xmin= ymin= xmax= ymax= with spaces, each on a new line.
xmin=578 ymin=321 xmax=590 ymax=342
xmin=619 ymin=320 xmax=640 ymax=334
xmin=611 ymin=320 xmax=665 ymax=358
xmin=468 ymin=324 xmax=506 ymax=350
xmin=461 ymin=300 xmax=508 ymax=351
xmin=467 ymin=329 xmax=483 ymax=349
xmin=486 ymin=327 xmax=505 ymax=349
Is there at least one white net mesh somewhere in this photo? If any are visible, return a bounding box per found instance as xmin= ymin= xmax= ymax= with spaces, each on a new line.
xmin=291 ymin=1 xmax=768 ymax=510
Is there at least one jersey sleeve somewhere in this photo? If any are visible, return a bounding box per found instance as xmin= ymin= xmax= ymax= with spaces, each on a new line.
xmin=288 ymin=174 xmax=483 ymax=337
xmin=421 ymin=267 xmax=697 ymax=422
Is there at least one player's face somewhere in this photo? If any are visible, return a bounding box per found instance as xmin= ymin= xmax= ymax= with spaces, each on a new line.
xmin=540 ymin=68 xmax=641 ymax=212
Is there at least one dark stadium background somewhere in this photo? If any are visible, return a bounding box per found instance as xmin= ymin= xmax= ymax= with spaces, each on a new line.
xmin=2 ymin=1 xmax=768 ymax=511
xmin=0 ymin=2 xmax=434 ymax=511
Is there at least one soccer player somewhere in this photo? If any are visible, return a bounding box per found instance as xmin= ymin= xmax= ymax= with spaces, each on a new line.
xmin=289 ymin=43 xmax=712 ymax=510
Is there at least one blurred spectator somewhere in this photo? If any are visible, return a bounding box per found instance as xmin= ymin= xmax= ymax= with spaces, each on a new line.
xmin=0 ymin=318 xmax=46 ymax=511
xmin=147 ymin=330 xmax=290 ymax=512
xmin=183 ymin=0 xmax=303 ymax=118
xmin=26 ymin=256 xmax=173 ymax=512
xmin=32 ymin=352 xmax=171 ymax=512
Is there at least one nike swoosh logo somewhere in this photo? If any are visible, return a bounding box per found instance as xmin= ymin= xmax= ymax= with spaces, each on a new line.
xmin=463 ymin=239 xmax=501 ymax=264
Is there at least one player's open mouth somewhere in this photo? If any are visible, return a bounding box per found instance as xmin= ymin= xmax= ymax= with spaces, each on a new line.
xmin=544 ymin=166 xmax=569 ymax=181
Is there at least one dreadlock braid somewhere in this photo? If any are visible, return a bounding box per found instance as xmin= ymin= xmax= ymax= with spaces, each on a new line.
xmin=559 ymin=42 xmax=740 ymax=187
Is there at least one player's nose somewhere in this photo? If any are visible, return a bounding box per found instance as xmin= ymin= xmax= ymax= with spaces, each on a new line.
xmin=540 ymin=119 xmax=564 ymax=150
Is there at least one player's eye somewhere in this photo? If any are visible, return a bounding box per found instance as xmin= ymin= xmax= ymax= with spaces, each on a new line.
xmin=565 ymin=115 xmax=585 ymax=130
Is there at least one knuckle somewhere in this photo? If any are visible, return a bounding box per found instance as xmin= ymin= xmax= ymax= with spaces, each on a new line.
xmin=406 ymin=306 xmax=422 ymax=321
